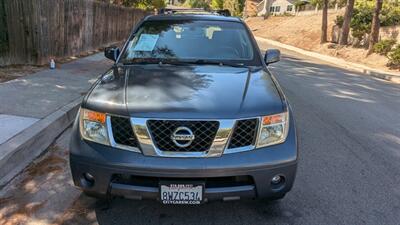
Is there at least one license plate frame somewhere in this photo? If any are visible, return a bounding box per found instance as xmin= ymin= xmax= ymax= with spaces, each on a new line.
xmin=159 ymin=181 xmax=204 ymax=205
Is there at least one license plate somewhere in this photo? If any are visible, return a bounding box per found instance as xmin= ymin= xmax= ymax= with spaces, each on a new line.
xmin=160 ymin=183 xmax=203 ymax=205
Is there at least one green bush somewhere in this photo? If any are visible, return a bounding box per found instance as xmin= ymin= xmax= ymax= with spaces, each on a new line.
xmin=380 ymin=3 xmax=400 ymax=26
xmin=388 ymin=44 xmax=400 ymax=68
xmin=335 ymin=15 xmax=344 ymax=28
xmin=309 ymin=0 xmax=322 ymax=7
xmin=373 ymin=39 xmax=397 ymax=55
xmin=347 ymin=0 xmax=400 ymax=29
xmin=350 ymin=4 xmax=373 ymax=41
xmin=122 ymin=0 xmax=166 ymax=10
xmin=185 ymin=0 xmax=210 ymax=9
xmin=223 ymin=0 xmax=245 ymax=16
xmin=211 ymin=0 xmax=224 ymax=10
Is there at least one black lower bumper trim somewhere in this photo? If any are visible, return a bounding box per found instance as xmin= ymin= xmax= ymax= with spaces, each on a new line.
xmin=110 ymin=182 xmax=256 ymax=201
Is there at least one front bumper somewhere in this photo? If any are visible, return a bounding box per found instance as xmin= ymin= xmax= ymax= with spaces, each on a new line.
xmin=69 ymin=114 xmax=298 ymax=202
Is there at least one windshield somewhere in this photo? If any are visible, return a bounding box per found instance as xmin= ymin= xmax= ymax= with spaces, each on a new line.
xmin=120 ymin=20 xmax=257 ymax=65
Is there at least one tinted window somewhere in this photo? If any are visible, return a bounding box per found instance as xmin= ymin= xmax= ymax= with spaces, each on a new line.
xmin=120 ymin=20 xmax=255 ymax=64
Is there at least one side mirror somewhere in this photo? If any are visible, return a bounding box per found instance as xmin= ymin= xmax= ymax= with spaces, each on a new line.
xmin=104 ymin=46 xmax=120 ymax=61
xmin=264 ymin=49 xmax=281 ymax=65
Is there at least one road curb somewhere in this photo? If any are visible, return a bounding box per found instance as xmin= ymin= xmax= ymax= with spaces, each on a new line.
xmin=255 ymin=37 xmax=400 ymax=84
xmin=0 ymin=97 xmax=82 ymax=188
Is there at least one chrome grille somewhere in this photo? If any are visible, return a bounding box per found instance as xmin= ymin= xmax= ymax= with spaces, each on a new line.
xmin=110 ymin=116 xmax=139 ymax=148
xmin=228 ymin=119 xmax=258 ymax=149
xmin=147 ymin=120 xmax=220 ymax=152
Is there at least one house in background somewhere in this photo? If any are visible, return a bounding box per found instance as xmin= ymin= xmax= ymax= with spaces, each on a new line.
xmin=245 ymin=0 xmax=310 ymax=17
xmin=269 ymin=0 xmax=296 ymax=15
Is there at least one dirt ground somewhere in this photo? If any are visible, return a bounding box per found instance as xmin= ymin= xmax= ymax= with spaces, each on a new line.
xmin=246 ymin=14 xmax=396 ymax=72
xmin=0 ymin=66 xmax=44 ymax=83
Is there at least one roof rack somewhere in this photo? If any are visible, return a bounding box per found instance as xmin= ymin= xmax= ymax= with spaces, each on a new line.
xmin=158 ymin=8 xmax=231 ymax=17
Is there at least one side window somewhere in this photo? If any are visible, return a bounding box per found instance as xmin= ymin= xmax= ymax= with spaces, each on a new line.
xmin=287 ymin=5 xmax=293 ymax=12
xmin=276 ymin=6 xmax=281 ymax=13
xmin=270 ymin=6 xmax=274 ymax=12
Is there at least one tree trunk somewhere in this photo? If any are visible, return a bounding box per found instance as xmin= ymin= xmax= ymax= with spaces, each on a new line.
xmin=367 ymin=0 xmax=383 ymax=54
xmin=321 ymin=0 xmax=328 ymax=44
xmin=339 ymin=0 xmax=355 ymax=45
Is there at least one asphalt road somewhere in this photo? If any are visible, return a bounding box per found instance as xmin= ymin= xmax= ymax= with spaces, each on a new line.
xmin=2 ymin=43 xmax=400 ymax=225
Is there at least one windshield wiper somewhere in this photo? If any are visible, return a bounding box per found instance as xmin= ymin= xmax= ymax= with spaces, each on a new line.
xmin=122 ymin=58 xmax=160 ymax=65
xmin=188 ymin=59 xmax=249 ymax=68
xmin=122 ymin=59 xmax=250 ymax=68
xmin=122 ymin=58 xmax=192 ymax=66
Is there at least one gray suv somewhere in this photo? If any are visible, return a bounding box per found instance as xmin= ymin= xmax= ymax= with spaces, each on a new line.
xmin=69 ymin=11 xmax=298 ymax=205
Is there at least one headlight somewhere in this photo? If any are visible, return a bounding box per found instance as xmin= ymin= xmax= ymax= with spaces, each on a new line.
xmin=256 ymin=112 xmax=289 ymax=148
xmin=79 ymin=108 xmax=109 ymax=145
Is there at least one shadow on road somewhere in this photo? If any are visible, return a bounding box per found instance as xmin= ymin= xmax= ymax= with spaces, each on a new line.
xmin=274 ymin=55 xmax=400 ymax=104
xmin=271 ymin=55 xmax=400 ymax=154
xmin=59 ymin=195 xmax=300 ymax=225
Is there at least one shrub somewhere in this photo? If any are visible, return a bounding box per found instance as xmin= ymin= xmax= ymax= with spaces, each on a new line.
xmin=309 ymin=0 xmax=322 ymax=7
xmin=350 ymin=5 xmax=373 ymax=42
xmin=211 ymin=0 xmax=224 ymax=10
xmin=373 ymin=39 xmax=397 ymax=56
xmin=184 ymin=0 xmax=210 ymax=9
xmin=380 ymin=3 xmax=400 ymax=26
xmin=122 ymin=0 xmax=166 ymax=10
xmin=335 ymin=15 xmax=344 ymax=28
xmin=388 ymin=44 xmax=400 ymax=68
xmin=347 ymin=0 xmax=400 ymax=30
xmin=223 ymin=0 xmax=245 ymax=16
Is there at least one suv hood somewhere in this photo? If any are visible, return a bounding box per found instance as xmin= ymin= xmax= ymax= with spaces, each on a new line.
xmin=85 ymin=65 xmax=284 ymax=119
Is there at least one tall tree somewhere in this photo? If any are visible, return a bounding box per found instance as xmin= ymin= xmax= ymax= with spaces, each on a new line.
xmin=320 ymin=0 xmax=329 ymax=44
xmin=367 ymin=0 xmax=384 ymax=54
xmin=339 ymin=0 xmax=355 ymax=45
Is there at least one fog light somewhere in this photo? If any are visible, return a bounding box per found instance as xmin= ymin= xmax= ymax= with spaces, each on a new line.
xmin=81 ymin=173 xmax=95 ymax=188
xmin=271 ymin=175 xmax=283 ymax=185
xmin=84 ymin=173 xmax=95 ymax=182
